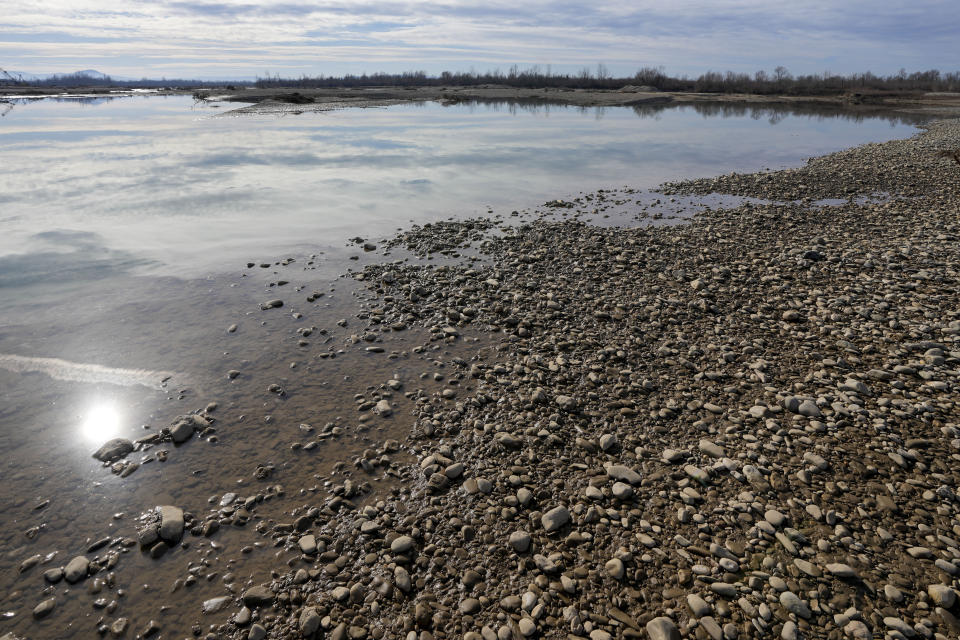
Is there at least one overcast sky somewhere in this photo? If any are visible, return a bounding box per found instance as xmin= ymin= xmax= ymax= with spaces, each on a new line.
xmin=3 ymin=0 xmax=957 ymax=79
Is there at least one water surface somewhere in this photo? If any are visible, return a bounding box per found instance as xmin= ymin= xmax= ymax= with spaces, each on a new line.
xmin=1 ymin=96 xmax=926 ymax=286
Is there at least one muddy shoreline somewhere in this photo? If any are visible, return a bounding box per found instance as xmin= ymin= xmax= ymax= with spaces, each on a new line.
xmin=3 ymin=110 xmax=960 ymax=640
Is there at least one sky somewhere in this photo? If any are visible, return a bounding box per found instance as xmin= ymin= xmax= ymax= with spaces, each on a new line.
xmin=3 ymin=0 xmax=958 ymax=80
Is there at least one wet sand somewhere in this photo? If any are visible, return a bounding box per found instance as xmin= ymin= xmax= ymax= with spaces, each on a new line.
xmin=2 ymin=111 xmax=960 ymax=640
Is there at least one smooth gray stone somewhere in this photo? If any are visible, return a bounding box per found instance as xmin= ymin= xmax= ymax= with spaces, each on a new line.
xmin=646 ymin=617 xmax=680 ymax=640
xmin=63 ymin=555 xmax=89 ymax=583
xmin=93 ymin=438 xmax=133 ymax=462
xmin=158 ymin=505 xmax=184 ymax=543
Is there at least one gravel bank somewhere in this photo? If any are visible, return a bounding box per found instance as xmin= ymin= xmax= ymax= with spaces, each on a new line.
xmin=196 ymin=120 xmax=960 ymax=639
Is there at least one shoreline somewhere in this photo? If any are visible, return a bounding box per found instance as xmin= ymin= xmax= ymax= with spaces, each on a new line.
xmin=3 ymin=112 xmax=960 ymax=640
xmin=7 ymin=84 xmax=960 ymax=117
xmin=202 ymin=86 xmax=960 ymax=118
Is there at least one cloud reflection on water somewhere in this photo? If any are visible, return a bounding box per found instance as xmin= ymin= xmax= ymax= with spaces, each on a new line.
xmin=0 ymin=95 xmax=927 ymax=287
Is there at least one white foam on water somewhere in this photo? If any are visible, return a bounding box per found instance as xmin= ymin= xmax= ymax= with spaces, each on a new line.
xmin=0 ymin=353 xmax=180 ymax=389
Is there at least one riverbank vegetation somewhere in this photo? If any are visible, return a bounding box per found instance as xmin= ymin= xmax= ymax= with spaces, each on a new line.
xmin=5 ymin=65 xmax=959 ymax=96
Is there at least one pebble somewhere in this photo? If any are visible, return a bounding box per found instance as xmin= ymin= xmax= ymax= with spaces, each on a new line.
xmin=541 ymin=506 xmax=570 ymax=532
xmin=299 ymin=534 xmax=318 ymax=554
xmin=604 ymin=557 xmax=625 ymax=580
xmin=687 ymin=593 xmax=711 ymax=618
xmin=779 ymin=591 xmax=811 ymax=619
xmin=611 ymin=481 xmax=633 ymax=499
xmin=63 ymin=555 xmax=89 ymax=583
xmin=509 ymin=530 xmax=531 ymax=553
xmin=300 ymin=607 xmax=321 ymax=636
xmin=93 ymin=438 xmax=134 ymax=462
xmin=825 ymin=563 xmax=858 ymax=579
xmin=168 ymin=414 xmax=206 ymax=443
xmin=242 ymin=586 xmax=275 ymax=608
xmin=158 ymin=505 xmax=184 ymax=543
xmin=604 ymin=464 xmax=642 ymax=485
xmin=927 ymin=584 xmax=956 ymax=608
xmin=390 ymin=535 xmax=415 ymax=553
xmin=32 ymin=597 xmax=56 ymax=619
xmin=698 ymin=439 xmax=723 ymax=458
xmin=202 ymin=596 xmax=232 ymax=614
xmin=645 ymin=617 xmax=680 ymax=640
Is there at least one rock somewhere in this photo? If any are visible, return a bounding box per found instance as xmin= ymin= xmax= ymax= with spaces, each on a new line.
xmin=698 ymin=439 xmax=723 ymax=458
xmin=158 ymin=505 xmax=184 ymax=543
xmin=298 ymin=535 xmax=317 ymax=554
xmin=797 ymin=399 xmax=821 ymax=417
xmin=781 ymin=620 xmax=798 ymax=640
xmin=802 ymin=452 xmax=829 ymax=471
xmin=374 ymin=399 xmax=392 ymax=416
xmin=509 ymin=530 xmax=531 ymax=553
xmin=496 ymin=432 xmax=522 ymax=449
xmin=93 ymin=438 xmax=133 ymax=462
xmin=517 ymin=618 xmax=536 ymax=637
xmin=645 ymin=617 xmax=680 ymax=640
xmin=604 ymin=558 xmax=625 ymax=580
xmin=18 ymin=554 xmax=40 ymax=573
xmin=764 ymin=510 xmax=787 ymax=527
xmin=242 ymin=586 xmax=275 ymax=608
xmin=599 ymin=433 xmax=618 ymax=451
xmin=43 ymin=568 xmax=63 ymax=583
xmin=32 ymin=597 xmax=56 ymax=619
xmin=839 ymin=378 xmax=871 ymax=395
xmin=882 ymin=617 xmax=916 ymax=637
xmin=394 ymin=566 xmax=411 ymax=592
xmin=63 ymin=555 xmax=89 ymax=583
xmin=687 ymin=594 xmax=711 ymax=618
xmin=605 ymin=464 xmax=642 ymax=485
xmin=611 ymin=481 xmax=633 ymax=499
xmin=460 ymin=598 xmax=481 ymax=614
xmin=390 ymin=535 xmax=415 ymax=553
xmin=826 ymin=563 xmax=858 ymax=579
xmin=779 ymin=592 xmax=811 ymax=619
xmin=299 ymin=607 xmax=320 ymax=637
xmin=843 ymin=620 xmax=871 ymax=639
xmin=248 ymin=624 xmax=267 ymax=640
xmin=169 ymin=414 xmax=208 ymax=443
xmin=710 ymin=583 xmax=737 ymax=598
xmin=684 ymin=464 xmax=709 ymax=485
xmin=260 ymin=299 xmax=283 ymax=310
xmin=661 ymin=448 xmax=685 ymax=463
xmin=202 ymin=596 xmax=232 ymax=614
xmin=541 ymin=506 xmax=570 ymax=532
xmin=928 ymin=584 xmax=956 ymax=608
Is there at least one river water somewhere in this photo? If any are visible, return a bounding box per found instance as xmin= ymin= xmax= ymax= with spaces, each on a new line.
xmin=0 ymin=95 xmax=930 ymax=638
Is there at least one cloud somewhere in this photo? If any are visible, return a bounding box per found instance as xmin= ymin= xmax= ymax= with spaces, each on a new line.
xmin=1 ymin=0 xmax=957 ymax=78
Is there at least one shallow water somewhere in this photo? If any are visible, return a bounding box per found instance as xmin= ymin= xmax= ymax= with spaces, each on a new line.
xmin=0 ymin=96 xmax=932 ymax=638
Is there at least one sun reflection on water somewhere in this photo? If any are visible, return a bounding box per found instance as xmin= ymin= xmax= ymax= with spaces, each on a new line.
xmin=79 ymin=403 xmax=123 ymax=441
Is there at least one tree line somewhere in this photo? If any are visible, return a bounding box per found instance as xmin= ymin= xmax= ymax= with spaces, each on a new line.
xmin=6 ymin=65 xmax=960 ymax=94
xmin=253 ymin=65 xmax=960 ymax=95
xmin=0 ymin=71 xmax=233 ymax=89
